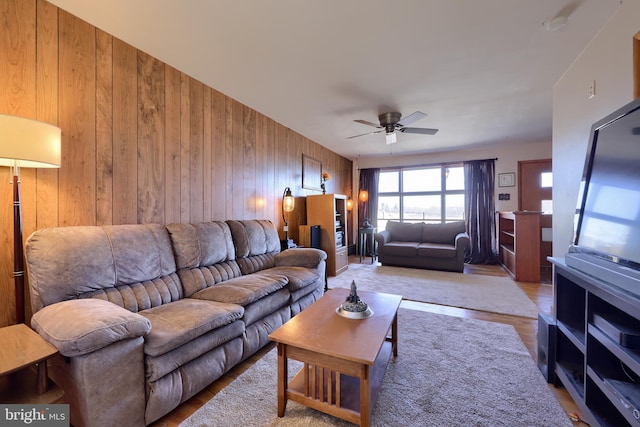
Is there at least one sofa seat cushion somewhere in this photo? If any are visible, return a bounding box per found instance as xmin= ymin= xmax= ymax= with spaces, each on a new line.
xmin=417 ymin=242 xmax=458 ymax=258
xmin=382 ymin=242 xmax=420 ymax=257
xmin=140 ymin=299 xmax=243 ymax=357
xmin=145 ymin=320 xmax=245 ymax=381
xmin=258 ymin=267 xmax=319 ymax=291
xmin=191 ymin=274 xmax=288 ymax=306
xmin=242 ymin=288 xmax=290 ymax=325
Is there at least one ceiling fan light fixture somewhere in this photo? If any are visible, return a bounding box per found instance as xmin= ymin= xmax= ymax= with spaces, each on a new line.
xmin=543 ymin=15 xmax=567 ymax=32
xmin=385 ymin=132 xmax=397 ymax=144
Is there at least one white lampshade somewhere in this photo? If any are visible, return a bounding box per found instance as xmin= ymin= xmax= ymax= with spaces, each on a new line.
xmin=0 ymin=114 xmax=61 ymax=168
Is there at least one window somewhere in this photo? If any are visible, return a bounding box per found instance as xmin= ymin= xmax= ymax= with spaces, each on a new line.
xmin=376 ymin=165 xmax=465 ymax=229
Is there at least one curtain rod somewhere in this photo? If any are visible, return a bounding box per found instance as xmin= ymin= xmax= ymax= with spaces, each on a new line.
xmin=359 ymin=157 xmax=498 ymax=171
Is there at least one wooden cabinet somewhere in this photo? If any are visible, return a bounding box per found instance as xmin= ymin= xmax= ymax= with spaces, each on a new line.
xmin=550 ymin=258 xmax=640 ymax=426
xmin=497 ymin=211 xmax=541 ymax=282
xmin=306 ymin=194 xmax=348 ymax=276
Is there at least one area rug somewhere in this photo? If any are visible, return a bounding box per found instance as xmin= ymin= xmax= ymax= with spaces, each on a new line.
xmin=179 ymin=309 xmax=571 ymax=427
xmin=328 ymin=263 xmax=540 ymax=319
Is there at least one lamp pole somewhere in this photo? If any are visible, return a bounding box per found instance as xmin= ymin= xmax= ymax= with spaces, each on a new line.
xmin=11 ymin=164 xmax=25 ymax=324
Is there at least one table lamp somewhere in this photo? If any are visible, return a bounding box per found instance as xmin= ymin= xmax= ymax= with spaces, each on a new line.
xmin=0 ymin=115 xmax=61 ymax=324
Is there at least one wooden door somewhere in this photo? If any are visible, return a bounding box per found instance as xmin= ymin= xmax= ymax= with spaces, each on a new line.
xmin=518 ymin=159 xmax=552 ymax=274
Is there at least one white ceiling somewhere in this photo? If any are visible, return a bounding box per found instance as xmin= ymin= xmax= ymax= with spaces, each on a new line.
xmin=49 ymin=0 xmax=622 ymax=161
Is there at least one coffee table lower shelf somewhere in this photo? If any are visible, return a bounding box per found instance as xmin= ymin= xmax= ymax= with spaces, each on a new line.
xmin=278 ymin=340 xmax=393 ymax=426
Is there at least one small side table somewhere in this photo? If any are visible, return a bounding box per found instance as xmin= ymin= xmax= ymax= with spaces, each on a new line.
xmin=0 ymin=324 xmax=64 ymax=404
xmin=359 ymin=227 xmax=377 ymax=264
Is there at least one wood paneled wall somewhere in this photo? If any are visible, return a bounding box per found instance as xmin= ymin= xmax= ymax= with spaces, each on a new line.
xmin=0 ymin=0 xmax=352 ymax=327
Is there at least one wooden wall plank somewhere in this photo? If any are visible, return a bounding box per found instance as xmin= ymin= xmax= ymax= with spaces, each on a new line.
xmin=164 ymin=65 xmax=181 ymax=224
xmin=211 ymin=89 xmax=226 ymax=220
xmin=95 ymin=29 xmax=113 ymax=226
xmin=225 ymin=97 xmax=234 ymax=219
xmin=202 ymin=87 xmax=212 ymax=220
xmin=189 ymin=78 xmax=204 ymax=223
xmin=35 ymin=0 xmax=59 ymax=228
xmin=137 ymin=51 xmax=165 ymax=224
xmin=242 ymin=104 xmax=256 ymax=219
xmin=112 ymin=38 xmax=137 ymax=225
xmin=58 ymin=10 xmax=96 ymax=226
xmin=179 ymin=73 xmax=191 ymax=223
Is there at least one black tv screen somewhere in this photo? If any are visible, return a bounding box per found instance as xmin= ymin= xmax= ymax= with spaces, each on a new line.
xmin=570 ymin=97 xmax=640 ymax=277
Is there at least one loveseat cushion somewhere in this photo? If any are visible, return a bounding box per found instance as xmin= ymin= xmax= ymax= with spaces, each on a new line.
xmin=191 ymin=274 xmax=288 ymax=306
xmin=31 ymin=299 xmax=152 ymax=357
xmin=422 ymin=221 xmax=466 ymax=244
xmin=386 ymin=221 xmax=423 ymax=242
xmin=417 ymin=243 xmax=458 ymax=258
xmin=380 ymin=241 xmax=420 ymax=257
xmin=259 ymin=267 xmax=320 ymax=291
xmin=140 ymin=299 xmax=243 ymax=357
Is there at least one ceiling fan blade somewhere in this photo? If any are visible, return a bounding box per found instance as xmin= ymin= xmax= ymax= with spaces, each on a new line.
xmin=397 ymin=111 xmax=427 ymax=127
xmin=347 ymin=130 xmax=383 ymax=139
xmin=400 ymin=127 xmax=439 ymax=135
xmin=354 ymin=119 xmax=382 ymax=128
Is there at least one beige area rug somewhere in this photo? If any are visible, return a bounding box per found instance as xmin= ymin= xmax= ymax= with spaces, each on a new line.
xmin=328 ymin=263 xmax=541 ymax=319
xmin=179 ymin=309 xmax=571 ymax=427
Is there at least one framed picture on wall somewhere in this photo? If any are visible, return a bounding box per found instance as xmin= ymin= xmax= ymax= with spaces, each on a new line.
xmin=302 ymin=154 xmax=322 ymax=191
xmin=498 ymin=172 xmax=515 ymax=187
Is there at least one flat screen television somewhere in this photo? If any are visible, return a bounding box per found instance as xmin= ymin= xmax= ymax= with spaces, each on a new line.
xmin=566 ymin=97 xmax=640 ymax=294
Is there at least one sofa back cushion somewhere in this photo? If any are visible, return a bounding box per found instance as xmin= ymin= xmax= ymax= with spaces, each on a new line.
xmin=422 ymin=221 xmax=466 ymax=244
xmin=166 ymin=221 xmax=243 ymax=297
xmin=386 ymin=221 xmax=424 ymax=242
xmin=227 ymin=220 xmax=281 ymax=274
xmin=26 ymin=224 xmax=181 ymax=313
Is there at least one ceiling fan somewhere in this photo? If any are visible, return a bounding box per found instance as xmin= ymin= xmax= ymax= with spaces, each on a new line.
xmin=348 ymin=111 xmax=438 ymax=144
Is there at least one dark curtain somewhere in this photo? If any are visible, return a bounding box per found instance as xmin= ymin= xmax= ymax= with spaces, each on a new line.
xmin=358 ymin=168 xmax=379 ymax=229
xmin=464 ymin=159 xmax=499 ymax=264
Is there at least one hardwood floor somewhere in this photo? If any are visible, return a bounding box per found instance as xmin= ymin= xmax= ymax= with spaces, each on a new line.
xmin=150 ymin=258 xmax=581 ymax=427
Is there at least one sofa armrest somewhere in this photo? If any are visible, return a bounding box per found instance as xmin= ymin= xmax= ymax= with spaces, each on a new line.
xmin=454 ymin=232 xmax=470 ymax=249
xmin=375 ymin=230 xmax=391 ymax=247
xmin=31 ymin=299 xmax=151 ymax=357
xmin=275 ymin=247 xmax=327 ymax=268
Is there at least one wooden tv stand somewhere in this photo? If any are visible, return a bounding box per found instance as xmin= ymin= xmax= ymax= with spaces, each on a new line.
xmin=550 ymin=257 xmax=640 ymax=426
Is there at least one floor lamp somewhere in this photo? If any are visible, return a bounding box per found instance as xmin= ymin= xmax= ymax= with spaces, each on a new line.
xmin=0 ymin=115 xmax=61 ymax=324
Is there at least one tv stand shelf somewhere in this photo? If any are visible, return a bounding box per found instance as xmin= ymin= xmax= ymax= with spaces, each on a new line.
xmin=550 ymin=257 xmax=640 ymax=426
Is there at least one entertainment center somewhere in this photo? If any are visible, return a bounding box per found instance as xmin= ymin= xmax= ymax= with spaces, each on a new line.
xmin=547 ymin=97 xmax=640 ymax=426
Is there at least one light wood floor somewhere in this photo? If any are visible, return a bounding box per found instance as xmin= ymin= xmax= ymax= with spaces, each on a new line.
xmin=150 ymin=258 xmax=580 ymax=427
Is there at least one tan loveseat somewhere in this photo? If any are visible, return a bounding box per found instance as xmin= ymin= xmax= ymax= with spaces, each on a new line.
xmin=374 ymin=221 xmax=470 ymax=272
xmin=25 ymin=219 xmax=326 ymax=427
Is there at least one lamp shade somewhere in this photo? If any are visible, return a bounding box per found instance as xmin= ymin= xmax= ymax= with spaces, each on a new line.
xmin=0 ymin=115 xmax=61 ymax=168
xmin=359 ymin=189 xmax=368 ymax=203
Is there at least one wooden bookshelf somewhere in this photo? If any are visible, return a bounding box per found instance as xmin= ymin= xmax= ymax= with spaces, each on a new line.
xmin=306 ymin=194 xmax=348 ymax=276
xmin=497 ymin=211 xmax=541 ymax=282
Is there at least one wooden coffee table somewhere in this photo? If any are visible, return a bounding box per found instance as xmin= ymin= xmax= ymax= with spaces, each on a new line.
xmin=268 ymin=288 xmax=401 ymax=427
